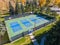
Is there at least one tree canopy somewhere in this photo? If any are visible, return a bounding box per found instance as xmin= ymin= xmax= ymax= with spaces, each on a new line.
xmin=45 ymin=19 xmax=60 ymax=45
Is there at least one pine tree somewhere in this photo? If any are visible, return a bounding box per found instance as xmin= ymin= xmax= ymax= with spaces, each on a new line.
xmin=15 ymin=0 xmax=19 ymax=15
xmin=9 ymin=1 xmax=15 ymax=15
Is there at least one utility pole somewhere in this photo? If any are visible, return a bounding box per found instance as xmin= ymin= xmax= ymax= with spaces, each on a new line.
xmin=33 ymin=21 xmax=36 ymax=31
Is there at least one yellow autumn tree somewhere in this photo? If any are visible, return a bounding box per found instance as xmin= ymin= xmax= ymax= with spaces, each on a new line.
xmin=18 ymin=0 xmax=26 ymax=6
xmin=39 ymin=0 xmax=46 ymax=7
xmin=50 ymin=0 xmax=60 ymax=5
xmin=54 ymin=0 xmax=60 ymax=5
xmin=0 ymin=0 xmax=16 ymax=15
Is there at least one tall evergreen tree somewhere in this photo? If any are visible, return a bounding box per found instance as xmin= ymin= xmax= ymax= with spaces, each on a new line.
xmin=9 ymin=1 xmax=15 ymax=15
xmin=21 ymin=3 xmax=24 ymax=14
xmin=15 ymin=0 xmax=19 ymax=15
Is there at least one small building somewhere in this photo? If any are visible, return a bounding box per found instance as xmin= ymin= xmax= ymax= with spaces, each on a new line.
xmin=50 ymin=7 xmax=60 ymax=14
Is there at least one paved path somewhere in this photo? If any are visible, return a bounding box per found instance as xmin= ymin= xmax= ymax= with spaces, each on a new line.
xmin=29 ymin=33 xmax=39 ymax=45
xmin=40 ymin=36 xmax=46 ymax=45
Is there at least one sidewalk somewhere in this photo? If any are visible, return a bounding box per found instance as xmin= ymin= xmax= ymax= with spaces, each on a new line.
xmin=29 ymin=33 xmax=39 ymax=45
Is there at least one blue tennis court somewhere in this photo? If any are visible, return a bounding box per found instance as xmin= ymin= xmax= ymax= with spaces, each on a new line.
xmin=9 ymin=15 xmax=49 ymax=33
xmin=10 ymin=22 xmax=22 ymax=33
xmin=5 ymin=14 xmax=50 ymax=41
xmin=30 ymin=18 xmax=39 ymax=24
xmin=20 ymin=19 xmax=32 ymax=27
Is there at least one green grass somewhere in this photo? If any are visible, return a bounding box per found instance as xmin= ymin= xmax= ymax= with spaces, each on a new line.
xmin=33 ymin=23 xmax=53 ymax=36
xmin=0 ymin=13 xmax=9 ymax=21
xmin=0 ymin=31 xmax=9 ymax=45
xmin=4 ymin=35 xmax=33 ymax=45
xmin=3 ymin=32 xmax=9 ymax=43
xmin=0 ymin=13 xmax=9 ymax=17
xmin=0 ymin=18 xmax=5 ymax=21
xmin=13 ymin=37 xmax=26 ymax=45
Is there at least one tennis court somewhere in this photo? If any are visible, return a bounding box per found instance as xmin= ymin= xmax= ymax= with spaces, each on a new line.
xmin=5 ymin=14 xmax=49 ymax=41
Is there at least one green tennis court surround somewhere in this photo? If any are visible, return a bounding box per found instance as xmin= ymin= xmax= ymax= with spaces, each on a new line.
xmin=5 ymin=14 xmax=49 ymax=41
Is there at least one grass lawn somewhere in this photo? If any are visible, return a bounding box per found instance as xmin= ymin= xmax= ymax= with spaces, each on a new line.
xmin=0 ymin=18 xmax=5 ymax=21
xmin=33 ymin=22 xmax=54 ymax=36
xmin=0 ymin=13 xmax=9 ymax=21
xmin=4 ymin=35 xmax=33 ymax=45
xmin=0 ymin=31 xmax=9 ymax=45
xmin=0 ymin=13 xmax=9 ymax=17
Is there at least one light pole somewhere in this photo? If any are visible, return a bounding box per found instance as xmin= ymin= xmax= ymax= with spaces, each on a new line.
xmin=33 ymin=21 xmax=36 ymax=31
